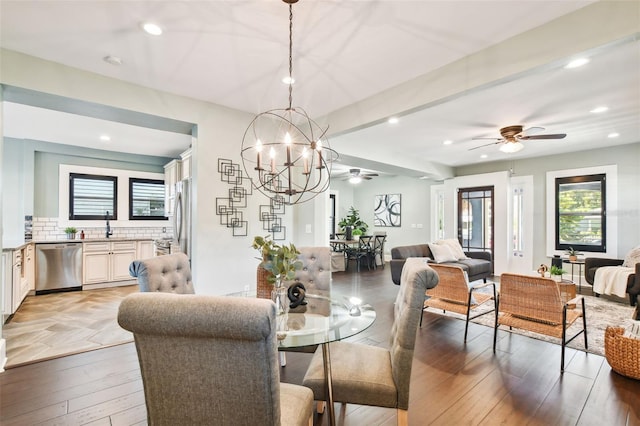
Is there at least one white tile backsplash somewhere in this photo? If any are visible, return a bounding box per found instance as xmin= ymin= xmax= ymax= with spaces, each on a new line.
xmin=32 ymin=217 xmax=172 ymax=241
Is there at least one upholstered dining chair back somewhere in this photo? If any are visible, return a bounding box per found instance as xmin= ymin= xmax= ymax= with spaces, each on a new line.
xmin=390 ymin=258 xmax=440 ymax=409
xmin=117 ymin=293 xmax=313 ymax=426
xmin=286 ymin=246 xmax=331 ymax=295
xmin=302 ymin=257 xmax=438 ymax=426
xmin=129 ymin=252 xmax=194 ymax=294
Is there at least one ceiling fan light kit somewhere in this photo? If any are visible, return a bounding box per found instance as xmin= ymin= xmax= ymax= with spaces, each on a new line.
xmin=240 ymin=0 xmax=337 ymax=205
xmin=499 ymin=141 xmax=524 ymax=153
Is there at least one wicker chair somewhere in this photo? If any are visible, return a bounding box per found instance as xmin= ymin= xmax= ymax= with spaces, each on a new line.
xmin=493 ymin=273 xmax=588 ymax=373
xmin=422 ymin=264 xmax=497 ymax=342
xmin=604 ymin=326 xmax=640 ymax=380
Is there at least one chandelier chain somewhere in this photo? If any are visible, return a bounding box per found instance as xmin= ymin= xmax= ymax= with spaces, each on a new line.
xmin=288 ymin=4 xmax=293 ymax=110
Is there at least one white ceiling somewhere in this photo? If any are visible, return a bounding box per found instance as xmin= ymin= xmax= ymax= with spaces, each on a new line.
xmin=1 ymin=1 xmax=638 ymax=176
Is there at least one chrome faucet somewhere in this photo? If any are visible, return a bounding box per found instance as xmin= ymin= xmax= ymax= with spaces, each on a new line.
xmin=105 ymin=211 xmax=113 ymax=238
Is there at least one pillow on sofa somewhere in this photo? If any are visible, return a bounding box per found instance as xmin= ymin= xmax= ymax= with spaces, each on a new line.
xmin=429 ymin=243 xmax=457 ymax=263
xmin=435 ymin=239 xmax=468 ymax=260
xmin=622 ymin=245 xmax=640 ymax=268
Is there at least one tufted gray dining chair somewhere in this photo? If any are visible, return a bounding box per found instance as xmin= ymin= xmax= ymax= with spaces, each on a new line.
xmin=279 ymin=246 xmax=332 ymax=365
xmin=302 ymin=257 xmax=438 ymax=426
xmin=118 ymin=293 xmax=314 ymax=426
xmin=129 ymin=252 xmax=194 ymax=294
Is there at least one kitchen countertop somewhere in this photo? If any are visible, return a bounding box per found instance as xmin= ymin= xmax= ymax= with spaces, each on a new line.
xmin=2 ymin=237 xmax=154 ymax=251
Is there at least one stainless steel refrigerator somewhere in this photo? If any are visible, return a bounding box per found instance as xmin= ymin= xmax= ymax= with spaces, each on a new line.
xmin=173 ymin=178 xmax=192 ymax=259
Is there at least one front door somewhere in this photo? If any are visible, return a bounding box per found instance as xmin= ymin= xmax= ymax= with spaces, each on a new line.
xmin=457 ymin=186 xmax=494 ymax=261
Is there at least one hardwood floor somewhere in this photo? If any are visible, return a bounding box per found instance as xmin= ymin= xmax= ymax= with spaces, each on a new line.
xmin=1 ymin=267 xmax=639 ymax=425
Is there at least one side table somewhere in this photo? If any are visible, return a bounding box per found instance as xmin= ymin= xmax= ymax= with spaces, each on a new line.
xmin=562 ymin=258 xmax=585 ymax=293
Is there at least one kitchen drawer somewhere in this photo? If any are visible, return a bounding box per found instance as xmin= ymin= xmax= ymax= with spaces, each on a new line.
xmin=112 ymin=241 xmax=137 ymax=251
xmin=84 ymin=241 xmax=111 ymax=252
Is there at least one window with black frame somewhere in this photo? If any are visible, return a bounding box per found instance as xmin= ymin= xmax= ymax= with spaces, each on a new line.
xmin=555 ymin=173 xmax=606 ymax=253
xmin=69 ymin=173 xmax=117 ymax=220
xmin=129 ymin=178 xmax=166 ymax=220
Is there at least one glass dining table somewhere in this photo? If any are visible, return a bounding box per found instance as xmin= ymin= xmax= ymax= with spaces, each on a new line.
xmin=231 ymin=290 xmax=376 ymax=426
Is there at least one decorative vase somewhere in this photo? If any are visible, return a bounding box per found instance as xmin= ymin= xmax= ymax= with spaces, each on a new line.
xmin=256 ymin=266 xmax=272 ymax=299
xmin=552 ymin=274 xmax=562 ymax=282
xmin=345 ymin=226 xmax=353 ymax=240
xmin=271 ymin=278 xmax=289 ymax=316
xmin=66 ymin=232 xmax=76 ymax=240
xmin=569 ymin=255 xmax=577 ymax=262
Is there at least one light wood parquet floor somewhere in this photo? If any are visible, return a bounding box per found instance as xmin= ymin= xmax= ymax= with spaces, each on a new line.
xmin=3 ymin=285 xmax=138 ymax=367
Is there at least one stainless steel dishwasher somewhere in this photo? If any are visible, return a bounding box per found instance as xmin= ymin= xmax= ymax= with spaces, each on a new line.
xmin=35 ymin=242 xmax=83 ymax=294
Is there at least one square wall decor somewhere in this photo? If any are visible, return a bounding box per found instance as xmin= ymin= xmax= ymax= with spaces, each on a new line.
xmin=374 ymin=194 xmax=401 ymax=227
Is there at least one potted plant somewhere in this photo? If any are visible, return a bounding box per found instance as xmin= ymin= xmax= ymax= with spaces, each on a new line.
xmin=252 ymin=235 xmax=302 ymax=313
xmin=565 ymin=247 xmax=581 ymax=262
xmin=550 ymin=265 xmax=566 ymax=282
xmin=338 ymin=206 xmax=369 ymax=239
xmin=252 ymin=235 xmax=302 ymax=284
xmin=64 ymin=227 xmax=77 ymax=239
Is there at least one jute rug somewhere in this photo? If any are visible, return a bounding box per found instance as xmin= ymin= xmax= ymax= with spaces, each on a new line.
xmin=427 ymin=291 xmax=636 ymax=356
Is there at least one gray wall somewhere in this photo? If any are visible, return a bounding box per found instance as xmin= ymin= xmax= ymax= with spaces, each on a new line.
xmin=455 ymin=142 xmax=640 ymax=260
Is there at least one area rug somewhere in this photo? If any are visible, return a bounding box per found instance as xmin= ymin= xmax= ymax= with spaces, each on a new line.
xmin=428 ymin=292 xmax=636 ymax=356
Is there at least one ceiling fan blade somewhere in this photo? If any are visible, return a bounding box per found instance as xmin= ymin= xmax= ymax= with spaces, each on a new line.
xmin=520 ymin=133 xmax=566 ymax=140
xmin=521 ymin=126 xmax=545 ymax=136
xmin=363 ymin=176 xmax=373 ymax=180
xmin=469 ymin=141 xmax=501 ymax=151
xmin=472 ymin=137 xmax=503 ymax=141
xmin=363 ymin=173 xmax=379 ymax=177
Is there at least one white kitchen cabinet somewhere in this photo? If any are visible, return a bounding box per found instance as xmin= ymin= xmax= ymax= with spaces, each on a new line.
xmin=180 ymin=148 xmax=192 ymax=180
xmin=1 ymin=246 xmax=30 ymax=320
xmin=164 ymin=159 xmax=182 ymax=216
xmin=2 ymin=251 xmax=13 ymax=321
xmin=83 ymin=241 xmax=137 ymax=285
xmin=15 ymin=245 xmax=31 ymax=308
xmin=24 ymin=243 xmax=35 ymax=291
xmin=137 ymin=240 xmax=154 ymax=259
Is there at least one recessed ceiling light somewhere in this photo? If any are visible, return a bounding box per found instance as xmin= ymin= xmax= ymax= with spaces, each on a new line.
xmin=388 ymin=117 xmax=399 ymax=124
xmin=282 ymin=76 xmax=295 ymax=85
xmin=442 ymin=140 xmax=453 ymax=145
xmin=480 ymin=154 xmax=488 ymax=159
xmin=103 ymin=55 xmax=122 ymax=66
xmin=590 ymin=106 xmax=609 ymax=113
xmin=607 ymin=132 xmax=620 ymax=138
xmin=141 ymin=22 xmax=163 ymax=36
xmin=565 ymin=58 xmax=589 ymax=69
xmin=100 ymin=134 xmax=111 ymax=142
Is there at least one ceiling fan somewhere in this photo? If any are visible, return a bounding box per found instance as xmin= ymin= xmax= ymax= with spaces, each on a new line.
xmin=344 ymin=168 xmax=378 ymax=183
xmin=469 ymin=125 xmax=566 ymax=153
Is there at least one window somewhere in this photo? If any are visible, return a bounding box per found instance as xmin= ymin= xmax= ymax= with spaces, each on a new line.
xmin=129 ymin=178 xmax=166 ymax=220
xmin=69 ymin=173 xmax=117 ymax=220
xmin=555 ymin=173 xmax=606 ymax=252
xmin=512 ymin=187 xmax=524 ymax=254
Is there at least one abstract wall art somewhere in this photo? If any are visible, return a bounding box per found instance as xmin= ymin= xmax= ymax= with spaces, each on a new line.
xmin=374 ymin=194 xmax=401 ymax=227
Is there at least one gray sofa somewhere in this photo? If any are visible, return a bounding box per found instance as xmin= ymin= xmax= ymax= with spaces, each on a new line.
xmin=390 ymin=244 xmax=492 ymax=285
